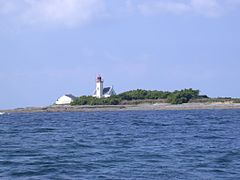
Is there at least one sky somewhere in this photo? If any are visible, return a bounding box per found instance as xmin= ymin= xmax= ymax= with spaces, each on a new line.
xmin=0 ymin=0 xmax=240 ymax=109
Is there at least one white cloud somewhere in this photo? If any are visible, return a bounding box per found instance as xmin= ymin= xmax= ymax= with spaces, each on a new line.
xmin=0 ymin=0 xmax=105 ymax=26
xmin=191 ymin=0 xmax=221 ymax=17
xmin=0 ymin=0 xmax=240 ymax=27
xmin=24 ymin=0 xmax=105 ymax=26
xmin=137 ymin=0 xmax=230 ymax=17
xmin=138 ymin=1 xmax=190 ymax=15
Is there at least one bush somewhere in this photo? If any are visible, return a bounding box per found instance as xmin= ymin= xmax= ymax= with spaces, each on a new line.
xmin=118 ymin=89 xmax=148 ymax=100
xmin=118 ymin=89 xmax=170 ymax=100
xmin=71 ymin=88 xmax=202 ymax=105
xmin=167 ymin=93 xmax=188 ymax=104
xmin=71 ymin=96 xmax=121 ymax=106
xmin=167 ymin=89 xmax=200 ymax=104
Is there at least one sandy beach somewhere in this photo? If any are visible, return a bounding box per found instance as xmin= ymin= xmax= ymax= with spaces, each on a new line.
xmin=2 ymin=102 xmax=240 ymax=113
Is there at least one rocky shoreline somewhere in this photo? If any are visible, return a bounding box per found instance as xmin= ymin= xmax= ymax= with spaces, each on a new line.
xmin=1 ymin=102 xmax=240 ymax=114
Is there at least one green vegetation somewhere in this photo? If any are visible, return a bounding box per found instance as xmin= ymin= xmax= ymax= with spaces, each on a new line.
xmin=167 ymin=89 xmax=200 ymax=104
xmin=71 ymin=88 xmax=206 ymax=105
xmin=71 ymin=96 xmax=121 ymax=106
xmin=118 ymin=89 xmax=170 ymax=100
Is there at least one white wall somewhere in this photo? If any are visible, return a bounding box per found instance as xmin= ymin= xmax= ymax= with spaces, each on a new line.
xmin=55 ymin=96 xmax=73 ymax=105
xmin=96 ymin=81 xmax=103 ymax=98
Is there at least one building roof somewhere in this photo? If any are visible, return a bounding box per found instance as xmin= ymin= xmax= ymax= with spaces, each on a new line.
xmin=92 ymin=86 xmax=116 ymax=97
xmin=65 ymin=94 xmax=77 ymax=99
xmin=103 ymin=87 xmax=111 ymax=95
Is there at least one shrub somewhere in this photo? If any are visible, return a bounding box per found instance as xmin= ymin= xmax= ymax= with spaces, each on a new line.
xmin=71 ymin=88 xmax=202 ymax=105
xmin=167 ymin=89 xmax=200 ymax=104
xmin=71 ymin=96 xmax=121 ymax=106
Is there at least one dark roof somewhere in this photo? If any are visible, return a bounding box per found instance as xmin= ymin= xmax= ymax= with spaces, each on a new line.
xmin=103 ymin=87 xmax=111 ymax=95
xmin=65 ymin=94 xmax=77 ymax=99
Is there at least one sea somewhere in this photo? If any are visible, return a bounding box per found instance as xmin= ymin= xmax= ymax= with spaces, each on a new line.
xmin=0 ymin=110 xmax=240 ymax=179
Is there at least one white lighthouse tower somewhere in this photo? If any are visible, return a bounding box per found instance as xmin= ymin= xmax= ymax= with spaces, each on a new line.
xmin=95 ymin=74 xmax=104 ymax=98
xmin=93 ymin=74 xmax=116 ymax=98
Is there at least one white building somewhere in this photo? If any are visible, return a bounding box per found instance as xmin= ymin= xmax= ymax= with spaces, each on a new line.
xmin=55 ymin=94 xmax=76 ymax=105
xmin=93 ymin=75 xmax=116 ymax=98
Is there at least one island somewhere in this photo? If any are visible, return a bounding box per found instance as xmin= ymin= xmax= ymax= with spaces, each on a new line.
xmin=2 ymin=88 xmax=240 ymax=113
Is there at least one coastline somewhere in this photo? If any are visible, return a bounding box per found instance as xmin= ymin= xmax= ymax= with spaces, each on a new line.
xmin=2 ymin=102 xmax=240 ymax=113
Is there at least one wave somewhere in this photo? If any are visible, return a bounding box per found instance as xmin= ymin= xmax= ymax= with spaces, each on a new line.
xmin=0 ymin=112 xmax=6 ymax=115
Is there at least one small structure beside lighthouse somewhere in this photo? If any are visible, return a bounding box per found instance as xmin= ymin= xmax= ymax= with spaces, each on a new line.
xmin=55 ymin=94 xmax=76 ymax=105
xmin=93 ymin=75 xmax=116 ymax=98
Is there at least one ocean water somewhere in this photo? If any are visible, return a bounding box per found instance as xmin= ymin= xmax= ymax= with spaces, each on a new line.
xmin=0 ymin=110 xmax=240 ymax=180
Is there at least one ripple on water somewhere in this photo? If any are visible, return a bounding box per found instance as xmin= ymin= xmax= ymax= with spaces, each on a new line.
xmin=0 ymin=110 xmax=240 ymax=179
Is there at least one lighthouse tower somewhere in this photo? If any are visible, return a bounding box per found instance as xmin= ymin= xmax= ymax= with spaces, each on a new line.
xmin=95 ymin=75 xmax=104 ymax=98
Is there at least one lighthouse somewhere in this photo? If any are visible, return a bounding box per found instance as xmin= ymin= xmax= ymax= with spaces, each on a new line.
xmin=93 ymin=74 xmax=116 ymax=98
xmin=95 ymin=75 xmax=104 ymax=98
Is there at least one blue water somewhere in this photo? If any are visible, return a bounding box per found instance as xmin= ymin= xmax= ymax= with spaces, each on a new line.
xmin=0 ymin=110 xmax=240 ymax=179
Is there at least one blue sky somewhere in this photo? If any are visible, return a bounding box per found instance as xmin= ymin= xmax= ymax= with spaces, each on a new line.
xmin=0 ymin=0 xmax=240 ymax=109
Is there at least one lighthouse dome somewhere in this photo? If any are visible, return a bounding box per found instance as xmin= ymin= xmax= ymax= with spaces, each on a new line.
xmin=96 ymin=74 xmax=103 ymax=82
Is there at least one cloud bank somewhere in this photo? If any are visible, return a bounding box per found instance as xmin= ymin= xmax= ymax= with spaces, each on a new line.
xmin=0 ymin=0 xmax=240 ymax=27
xmin=0 ymin=0 xmax=105 ymax=26
xmin=138 ymin=0 xmax=222 ymax=17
